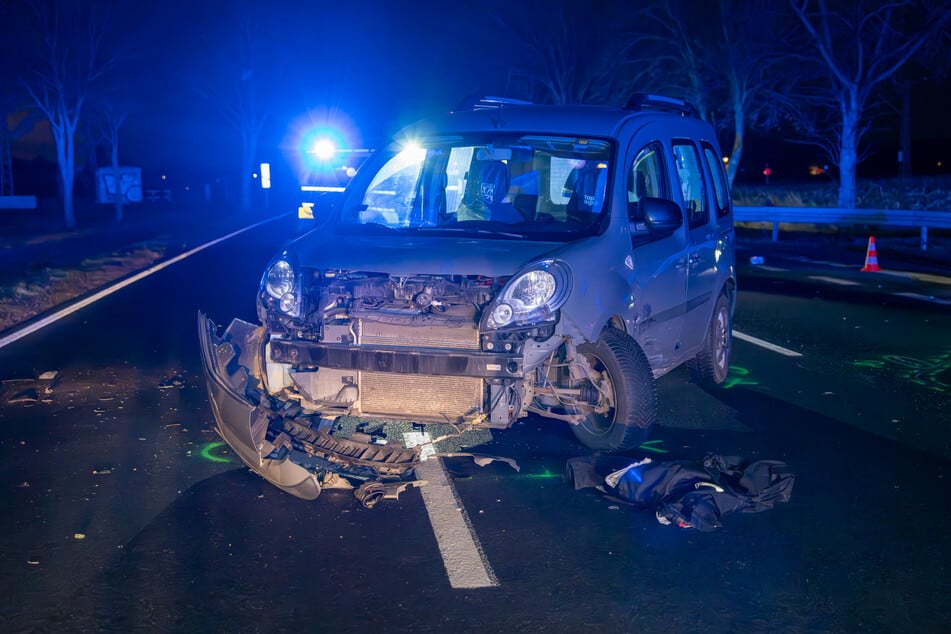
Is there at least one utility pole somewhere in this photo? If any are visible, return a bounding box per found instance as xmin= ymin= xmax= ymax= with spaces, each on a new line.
xmin=0 ymin=113 xmax=13 ymax=196
xmin=900 ymin=80 xmax=912 ymax=180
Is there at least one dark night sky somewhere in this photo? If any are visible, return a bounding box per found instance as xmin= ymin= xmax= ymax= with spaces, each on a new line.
xmin=5 ymin=0 xmax=950 ymax=190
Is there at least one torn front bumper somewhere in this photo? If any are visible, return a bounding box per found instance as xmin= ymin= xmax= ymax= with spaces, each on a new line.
xmin=198 ymin=312 xmax=325 ymax=499
xmin=199 ymin=313 xmax=426 ymax=501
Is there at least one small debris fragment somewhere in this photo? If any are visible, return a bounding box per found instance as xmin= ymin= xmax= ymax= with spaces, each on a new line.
xmin=749 ymin=256 xmax=764 ymax=265
xmin=158 ymin=374 xmax=185 ymax=390
xmin=608 ymin=505 xmax=621 ymax=510
xmin=74 ymin=533 xmax=86 ymax=540
xmin=27 ymin=560 xmax=39 ymax=565
xmin=38 ymin=371 xmax=58 ymax=380
xmin=16 ymin=482 xmax=30 ymax=488
xmin=92 ymin=468 xmax=113 ymax=475
xmin=8 ymin=388 xmax=39 ymax=404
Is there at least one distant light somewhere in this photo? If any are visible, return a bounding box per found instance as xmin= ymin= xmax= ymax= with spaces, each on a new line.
xmin=345 ymin=167 xmax=357 ymax=178
xmin=722 ymin=156 xmax=729 ymax=164
xmin=939 ymin=161 xmax=944 ymax=168
xmin=252 ymin=173 xmax=258 ymax=179
xmin=161 ymin=174 xmax=167 ymax=181
xmin=312 ymin=139 xmax=336 ymax=161
xmin=261 ymin=162 xmax=271 ymax=189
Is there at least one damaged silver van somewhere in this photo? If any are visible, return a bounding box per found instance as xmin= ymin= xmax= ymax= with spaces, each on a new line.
xmin=199 ymin=95 xmax=736 ymax=501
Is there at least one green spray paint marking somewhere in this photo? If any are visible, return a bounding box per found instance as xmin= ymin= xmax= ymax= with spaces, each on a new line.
xmin=723 ymin=365 xmax=758 ymax=389
xmin=199 ymin=441 xmax=233 ymax=463
xmin=853 ymin=349 xmax=950 ymax=393
xmin=523 ymin=469 xmax=560 ymax=480
xmin=639 ymin=439 xmax=668 ymax=454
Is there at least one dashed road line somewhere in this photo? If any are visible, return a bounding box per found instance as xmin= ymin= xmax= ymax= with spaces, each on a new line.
xmin=808 ymin=275 xmax=861 ymax=286
xmin=415 ymin=457 xmax=499 ymax=589
xmin=892 ymin=292 xmax=951 ymax=306
xmin=733 ymin=329 xmax=803 ymax=357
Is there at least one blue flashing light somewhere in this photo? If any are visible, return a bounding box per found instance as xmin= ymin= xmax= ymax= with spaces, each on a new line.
xmin=312 ymin=139 xmax=336 ymax=161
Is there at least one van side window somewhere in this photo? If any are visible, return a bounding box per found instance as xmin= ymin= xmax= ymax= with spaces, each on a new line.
xmin=672 ymin=141 xmax=708 ymax=229
xmin=627 ymin=143 xmax=667 ymax=224
xmin=702 ymin=143 xmax=731 ymax=218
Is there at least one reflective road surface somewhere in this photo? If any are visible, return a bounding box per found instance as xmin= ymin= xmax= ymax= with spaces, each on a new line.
xmin=0 ymin=217 xmax=947 ymax=633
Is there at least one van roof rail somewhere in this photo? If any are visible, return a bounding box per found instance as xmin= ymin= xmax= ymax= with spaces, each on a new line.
xmin=625 ymin=94 xmax=697 ymax=118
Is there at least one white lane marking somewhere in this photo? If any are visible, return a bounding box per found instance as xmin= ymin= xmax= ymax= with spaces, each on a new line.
xmin=755 ymin=265 xmax=788 ymax=272
xmin=892 ymin=292 xmax=951 ymax=306
xmin=808 ymin=275 xmax=860 ymax=286
xmin=0 ymin=214 xmax=289 ymax=350
xmin=732 ymin=329 xmax=803 ymax=357
xmin=415 ymin=457 xmax=499 ymax=589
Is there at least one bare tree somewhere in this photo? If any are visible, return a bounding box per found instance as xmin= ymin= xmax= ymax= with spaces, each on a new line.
xmin=621 ymin=1 xmax=797 ymax=186
xmin=193 ymin=13 xmax=273 ymax=212
xmin=494 ymin=0 xmax=629 ymax=105
xmin=20 ymin=0 xmax=121 ymax=228
xmin=88 ymin=102 xmax=130 ymax=221
xmin=790 ymin=0 xmax=950 ymax=208
xmin=716 ymin=0 xmax=800 ymax=185
xmin=620 ymin=2 xmax=720 ymax=120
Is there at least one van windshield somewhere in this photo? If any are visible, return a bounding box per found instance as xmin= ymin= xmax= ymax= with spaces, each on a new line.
xmin=338 ymin=134 xmax=612 ymax=240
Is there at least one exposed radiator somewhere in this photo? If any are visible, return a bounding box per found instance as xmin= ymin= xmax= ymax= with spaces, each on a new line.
xmin=359 ymin=320 xmax=480 ymax=350
xmin=356 ymin=319 xmax=483 ymax=421
xmin=359 ymin=371 xmax=483 ymax=422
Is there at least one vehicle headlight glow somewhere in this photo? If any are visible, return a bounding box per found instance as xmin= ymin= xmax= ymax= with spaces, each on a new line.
xmin=261 ymin=256 xmax=300 ymax=317
xmin=483 ymin=260 xmax=572 ymax=331
xmin=265 ymin=259 xmax=295 ymax=299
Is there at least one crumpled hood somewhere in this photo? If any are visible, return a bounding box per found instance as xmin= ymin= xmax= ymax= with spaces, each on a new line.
xmin=288 ymin=230 xmax=571 ymax=277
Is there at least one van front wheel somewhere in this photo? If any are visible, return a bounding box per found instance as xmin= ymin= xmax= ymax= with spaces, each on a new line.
xmin=569 ymin=329 xmax=657 ymax=452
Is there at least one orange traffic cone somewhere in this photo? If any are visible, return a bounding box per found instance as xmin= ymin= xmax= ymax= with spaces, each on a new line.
xmin=861 ymin=236 xmax=881 ymax=272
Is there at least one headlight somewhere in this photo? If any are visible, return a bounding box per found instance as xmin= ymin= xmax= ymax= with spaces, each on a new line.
xmin=262 ymin=257 xmax=300 ymax=316
xmin=483 ymin=260 xmax=571 ymax=331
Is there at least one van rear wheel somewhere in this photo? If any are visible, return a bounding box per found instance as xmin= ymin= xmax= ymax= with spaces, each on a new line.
xmin=688 ymin=293 xmax=732 ymax=387
xmin=570 ymin=328 xmax=656 ymax=452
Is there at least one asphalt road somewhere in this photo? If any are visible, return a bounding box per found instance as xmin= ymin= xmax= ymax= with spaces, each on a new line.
xmin=0 ymin=215 xmax=948 ymax=632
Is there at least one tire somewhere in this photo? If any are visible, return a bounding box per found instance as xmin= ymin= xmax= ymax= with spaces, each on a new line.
xmin=570 ymin=328 xmax=657 ymax=452
xmin=688 ymin=293 xmax=732 ymax=387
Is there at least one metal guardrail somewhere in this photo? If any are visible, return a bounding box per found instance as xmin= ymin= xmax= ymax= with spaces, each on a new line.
xmin=733 ymin=205 xmax=951 ymax=250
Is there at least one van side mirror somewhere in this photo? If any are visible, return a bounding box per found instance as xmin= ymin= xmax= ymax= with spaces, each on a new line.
xmin=640 ymin=197 xmax=683 ymax=235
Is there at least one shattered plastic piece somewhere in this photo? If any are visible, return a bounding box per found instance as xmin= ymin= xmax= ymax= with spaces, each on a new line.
xmin=437 ymin=452 xmax=521 ymax=472
xmin=354 ymin=481 xmax=387 ymax=509
xmin=74 ymin=533 xmax=86 ymax=540
xmin=158 ymin=374 xmax=185 ymax=390
xmin=8 ymin=388 xmax=39 ymax=404
xmin=38 ymin=371 xmax=58 ymax=380
xmin=382 ymin=480 xmax=425 ymax=500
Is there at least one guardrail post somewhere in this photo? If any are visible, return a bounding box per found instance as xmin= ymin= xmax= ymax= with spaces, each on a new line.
xmin=920 ymin=226 xmax=927 ymax=251
xmin=772 ymin=221 xmax=779 ymax=241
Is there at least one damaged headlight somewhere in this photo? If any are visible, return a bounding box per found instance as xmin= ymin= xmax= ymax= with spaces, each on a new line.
xmin=482 ymin=259 xmax=571 ymax=331
xmin=262 ymin=255 xmax=300 ymax=316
